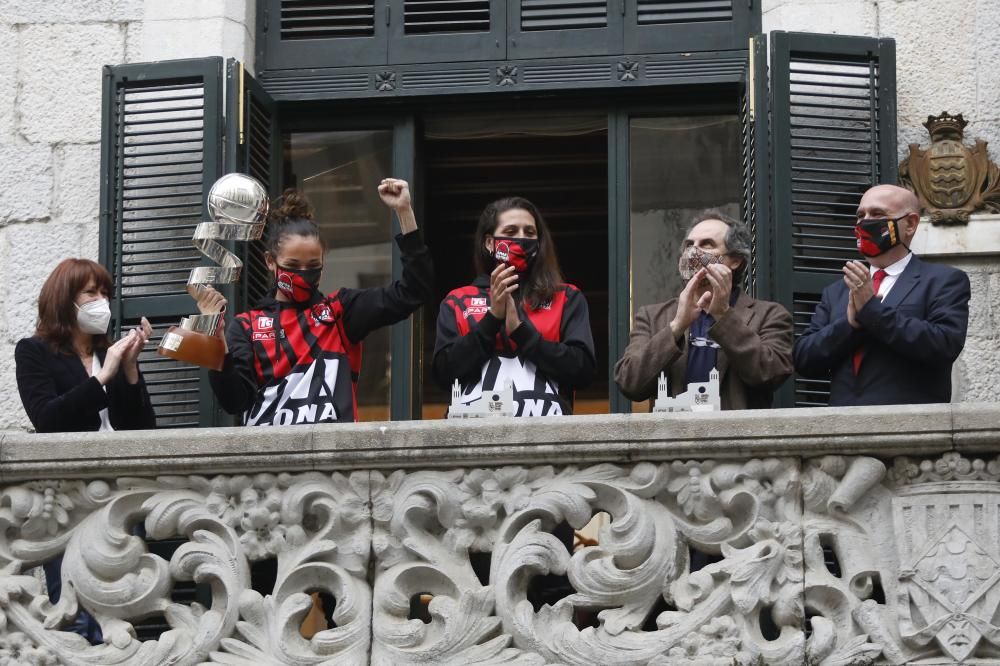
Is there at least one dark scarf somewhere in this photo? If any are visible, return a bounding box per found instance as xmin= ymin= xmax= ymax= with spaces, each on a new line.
xmin=684 ymin=287 xmax=739 ymax=389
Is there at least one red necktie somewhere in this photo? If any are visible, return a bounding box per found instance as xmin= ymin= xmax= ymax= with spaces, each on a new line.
xmin=852 ymin=269 xmax=888 ymax=375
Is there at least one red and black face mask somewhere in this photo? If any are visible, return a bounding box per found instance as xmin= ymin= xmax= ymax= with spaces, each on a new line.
xmin=491 ymin=237 xmax=539 ymax=274
xmin=855 ymin=215 xmax=907 ymax=257
xmin=275 ymin=265 xmax=322 ymax=303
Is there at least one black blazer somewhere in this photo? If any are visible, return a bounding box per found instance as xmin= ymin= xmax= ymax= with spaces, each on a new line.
xmin=793 ymin=255 xmax=970 ymax=406
xmin=15 ymin=336 xmax=157 ymax=433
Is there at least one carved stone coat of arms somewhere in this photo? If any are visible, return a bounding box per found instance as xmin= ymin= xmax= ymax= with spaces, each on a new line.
xmin=900 ymin=112 xmax=1000 ymax=224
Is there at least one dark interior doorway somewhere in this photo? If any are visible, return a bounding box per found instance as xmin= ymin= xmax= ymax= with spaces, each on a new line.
xmin=419 ymin=112 xmax=609 ymax=417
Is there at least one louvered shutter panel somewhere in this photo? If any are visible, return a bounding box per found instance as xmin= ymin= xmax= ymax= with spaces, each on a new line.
xmin=626 ymin=0 xmax=753 ymax=54
xmin=387 ymin=0 xmax=503 ymax=63
xmin=769 ymin=32 xmax=897 ymax=407
xmin=259 ymin=0 xmax=388 ymax=70
xmin=508 ymin=0 xmax=621 ymax=58
xmin=99 ymin=57 xmax=225 ymax=427
xmin=225 ymin=60 xmax=280 ymax=315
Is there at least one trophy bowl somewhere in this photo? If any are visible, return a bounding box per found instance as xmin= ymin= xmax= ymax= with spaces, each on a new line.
xmin=157 ymin=173 xmax=270 ymax=370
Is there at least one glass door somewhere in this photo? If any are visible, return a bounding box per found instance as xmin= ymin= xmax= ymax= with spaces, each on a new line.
xmin=282 ymin=128 xmax=397 ymax=421
xmin=618 ymin=112 xmax=743 ymax=412
xmin=417 ymin=109 xmax=611 ymax=418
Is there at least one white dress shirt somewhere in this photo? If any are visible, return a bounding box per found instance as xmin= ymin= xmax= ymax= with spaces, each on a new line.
xmin=870 ymin=251 xmax=912 ymax=299
xmin=91 ymin=354 xmax=115 ymax=432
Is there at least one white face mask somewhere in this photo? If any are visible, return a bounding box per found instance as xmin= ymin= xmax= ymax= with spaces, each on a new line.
xmin=76 ymin=298 xmax=111 ymax=335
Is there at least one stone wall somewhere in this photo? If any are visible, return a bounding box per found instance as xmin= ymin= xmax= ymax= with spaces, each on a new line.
xmin=0 ymin=0 xmax=255 ymax=430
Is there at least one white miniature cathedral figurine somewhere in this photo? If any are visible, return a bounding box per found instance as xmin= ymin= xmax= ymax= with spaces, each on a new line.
xmin=653 ymin=368 xmax=721 ymax=412
xmin=448 ymin=379 xmax=516 ymax=418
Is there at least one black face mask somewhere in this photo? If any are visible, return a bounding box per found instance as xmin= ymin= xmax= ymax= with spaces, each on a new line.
xmin=855 ymin=215 xmax=908 ymax=257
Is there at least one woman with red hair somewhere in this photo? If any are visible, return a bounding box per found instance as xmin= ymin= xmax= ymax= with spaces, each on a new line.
xmin=15 ymin=258 xmax=156 ymax=433
xmin=14 ymin=258 xmax=157 ymax=643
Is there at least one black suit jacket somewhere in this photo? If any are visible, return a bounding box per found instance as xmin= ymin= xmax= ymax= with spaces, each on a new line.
xmin=793 ymin=255 xmax=970 ymax=406
xmin=15 ymin=336 xmax=157 ymax=433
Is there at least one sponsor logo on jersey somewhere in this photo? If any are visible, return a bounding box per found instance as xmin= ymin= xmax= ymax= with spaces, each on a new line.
xmin=256 ymin=315 xmax=274 ymax=329
xmin=246 ymin=355 xmax=342 ymax=426
xmin=464 ymin=305 xmax=488 ymax=317
xmin=471 ymin=297 xmax=487 ymax=307
xmin=456 ymin=356 xmax=565 ymax=417
xmin=311 ymin=305 xmax=333 ymax=323
xmin=252 ymin=331 xmax=275 ymax=341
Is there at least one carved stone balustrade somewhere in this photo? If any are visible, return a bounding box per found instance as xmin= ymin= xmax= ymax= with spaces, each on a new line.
xmin=1 ymin=403 xmax=999 ymax=665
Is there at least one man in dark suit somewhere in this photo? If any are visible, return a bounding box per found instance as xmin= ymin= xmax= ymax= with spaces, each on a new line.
xmin=615 ymin=210 xmax=794 ymax=410
xmin=794 ymin=184 xmax=971 ymax=406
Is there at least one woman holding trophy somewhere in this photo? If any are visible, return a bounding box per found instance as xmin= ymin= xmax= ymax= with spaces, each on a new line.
xmin=433 ymin=196 xmax=595 ymax=417
xmin=203 ymin=178 xmax=433 ymax=426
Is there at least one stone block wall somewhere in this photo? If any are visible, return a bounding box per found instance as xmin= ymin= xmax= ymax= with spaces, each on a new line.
xmin=0 ymin=0 xmax=254 ymax=430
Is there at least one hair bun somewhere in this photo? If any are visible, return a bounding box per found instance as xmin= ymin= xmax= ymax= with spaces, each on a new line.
xmin=272 ymin=188 xmax=314 ymax=223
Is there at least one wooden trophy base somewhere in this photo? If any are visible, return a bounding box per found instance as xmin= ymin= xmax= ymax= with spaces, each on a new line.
xmin=157 ymin=325 xmax=225 ymax=371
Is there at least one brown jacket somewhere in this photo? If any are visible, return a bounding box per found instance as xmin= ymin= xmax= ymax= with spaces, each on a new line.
xmin=614 ymin=291 xmax=794 ymax=410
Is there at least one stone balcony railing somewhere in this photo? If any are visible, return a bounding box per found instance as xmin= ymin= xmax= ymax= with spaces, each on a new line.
xmin=1 ymin=403 xmax=999 ymax=665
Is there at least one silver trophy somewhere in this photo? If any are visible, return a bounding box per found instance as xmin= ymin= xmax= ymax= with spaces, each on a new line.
xmin=158 ymin=173 xmax=270 ymax=370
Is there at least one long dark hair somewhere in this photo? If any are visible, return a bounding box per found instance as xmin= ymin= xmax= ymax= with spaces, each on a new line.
xmin=35 ymin=258 xmax=113 ymax=354
xmin=473 ymin=197 xmax=563 ymax=309
xmin=265 ymin=188 xmax=326 ymax=256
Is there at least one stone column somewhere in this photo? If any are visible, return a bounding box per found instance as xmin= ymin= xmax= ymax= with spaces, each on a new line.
xmin=910 ymin=215 xmax=1000 ymax=402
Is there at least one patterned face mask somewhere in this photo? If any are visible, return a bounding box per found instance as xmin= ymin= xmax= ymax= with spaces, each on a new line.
xmin=275 ymin=265 xmax=322 ymax=303
xmin=855 ymin=215 xmax=906 ymax=257
xmin=492 ymin=237 xmax=539 ymax=274
xmin=678 ymin=246 xmax=726 ymax=281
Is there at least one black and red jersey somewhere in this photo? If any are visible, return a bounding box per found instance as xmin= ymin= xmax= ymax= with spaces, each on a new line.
xmin=209 ymin=231 xmax=433 ymax=426
xmin=432 ymin=275 xmax=595 ymax=416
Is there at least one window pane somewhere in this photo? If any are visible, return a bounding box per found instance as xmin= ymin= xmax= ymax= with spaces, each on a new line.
xmin=628 ymin=116 xmax=741 ymax=412
xmin=283 ymin=130 xmax=394 ymax=421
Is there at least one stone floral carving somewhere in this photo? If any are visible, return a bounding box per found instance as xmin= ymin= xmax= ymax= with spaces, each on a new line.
xmin=370 ymin=459 xmax=887 ymax=665
xmin=2 ymin=451 xmax=999 ymax=664
xmin=0 ymin=472 xmax=372 ymax=665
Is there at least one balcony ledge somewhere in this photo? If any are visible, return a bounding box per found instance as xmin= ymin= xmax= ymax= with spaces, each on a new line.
xmin=2 ymin=402 xmax=997 ymax=482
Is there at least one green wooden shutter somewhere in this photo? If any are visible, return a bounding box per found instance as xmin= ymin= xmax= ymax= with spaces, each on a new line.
xmin=258 ymin=0 xmax=389 ymax=70
xmin=387 ymin=0 xmax=504 ymax=63
xmin=769 ymin=31 xmax=897 ymax=407
xmin=625 ymin=0 xmax=757 ymax=54
xmin=225 ymin=60 xmax=280 ymax=314
xmin=99 ymin=57 xmax=226 ymax=428
xmin=508 ymin=0 xmax=623 ymax=59
xmin=740 ymin=34 xmax=771 ymax=300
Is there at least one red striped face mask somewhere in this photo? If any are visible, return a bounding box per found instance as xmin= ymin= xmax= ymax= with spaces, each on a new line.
xmin=276 ymin=265 xmax=322 ymax=302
